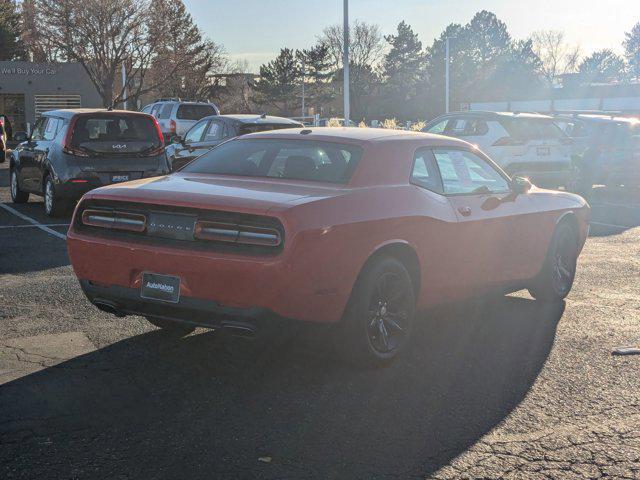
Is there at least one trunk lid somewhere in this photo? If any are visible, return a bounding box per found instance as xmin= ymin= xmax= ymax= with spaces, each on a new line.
xmin=83 ymin=172 xmax=346 ymax=215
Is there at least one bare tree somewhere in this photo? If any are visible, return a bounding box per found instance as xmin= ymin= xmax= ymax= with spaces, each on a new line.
xmin=318 ymin=20 xmax=385 ymax=119
xmin=20 ymin=0 xmax=60 ymax=62
xmin=35 ymin=0 xmax=222 ymax=108
xmin=531 ymin=30 xmax=581 ymax=85
xmin=319 ymin=20 xmax=385 ymax=70
xmin=211 ymin=60 xmax=256 ymax=113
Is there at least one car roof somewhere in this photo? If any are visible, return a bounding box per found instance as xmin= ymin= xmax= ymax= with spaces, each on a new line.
xmin=431 ymin=111 xmax=556 ymax=121
xmin=42 ymin=108 xmax=150 ymax=119
xmin=199 ymin=114 xmax=302 ymax=125
xmin=555 ymin=113 xmax=639 ymax=124
xmin=238 ymin=126 xmax=470 ymax=147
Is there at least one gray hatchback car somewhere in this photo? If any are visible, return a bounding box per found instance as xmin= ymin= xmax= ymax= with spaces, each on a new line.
xmin=9 ymin=109 xmax=170 ymax=216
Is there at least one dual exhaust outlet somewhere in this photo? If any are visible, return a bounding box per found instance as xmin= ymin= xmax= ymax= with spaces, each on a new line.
xmin=93 ymin=301 xmax=257 ymax=338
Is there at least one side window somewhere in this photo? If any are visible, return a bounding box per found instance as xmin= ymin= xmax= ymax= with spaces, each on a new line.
xmin=150 ymin=104 xmax=162 ymax=118
xmin=140 ymin=105 xmax=153 ymax=114
xmin=433 ymin=149 xmax=510 ymax=195
xmin=203 ymin=121 xmax=224 ymax=142
xmin=463 ymin=119 xmax=488 ymax=136
xmin=184 ymin=120 xmax=208 ymax=143
xmin=43 ymin=118 xmax=60 ymax=141
xmin=158 ymin=103 xmax=173 ymax=120
xmin=427 ymin=119 xmax=448 ymax=134
xmin=411 ymin=148 xmax=443 ymax=193
xmin=446 ymin=118 xmax=467 ymax=136
xmin=31 ymin=118 xmax=47 ymax=141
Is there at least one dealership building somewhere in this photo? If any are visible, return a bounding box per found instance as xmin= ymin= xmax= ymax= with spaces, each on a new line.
xmin=0 ymin=61 xmax=101 ymax=134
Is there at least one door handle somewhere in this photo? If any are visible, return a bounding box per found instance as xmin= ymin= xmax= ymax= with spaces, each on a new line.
xmin=458 ymin=206 xmax=472 ymax=216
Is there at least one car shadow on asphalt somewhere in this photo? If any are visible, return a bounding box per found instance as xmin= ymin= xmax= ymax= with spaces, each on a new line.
xmin=0 ymin=295 xmax=564 ymax=479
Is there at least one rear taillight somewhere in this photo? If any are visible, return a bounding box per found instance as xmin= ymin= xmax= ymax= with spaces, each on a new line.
xmin=81 ymin=209 xmax=146 ymax=233
xmin=169 ymin=119 xmax=177 ymax=134
xmin=492 ymin=136 xmax=525 ymax=147
xmin=194 ymin=221 xmax=281 ymax=247
xmin=62 ymin=115 xmax=90 ymax=157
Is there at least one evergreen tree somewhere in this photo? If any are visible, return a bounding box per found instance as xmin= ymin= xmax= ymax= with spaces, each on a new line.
xmin=297 ymin=42 xmax=334 ymax=115
xmin=578 ymin=49 xmax=625 ymax=83
xmin=380 ymin=21 xmax=426 ymax=119
xmin=623 ymin=22 xmax=640 ymax=80
xmin=254 ymin=48 xmax=301 ymax=116
xmin=0 ymin=0 xmax=25 ymax=60
xmin=149 ymin=0 xmax=225 ymax=101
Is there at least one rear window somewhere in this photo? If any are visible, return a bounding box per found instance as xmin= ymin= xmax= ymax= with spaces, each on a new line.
xmin=238 ymin=123 xmax=302 ymax=135
xmin=176 ymin=104 xmax=217 ymax=120
xmin=182 ymin=138 xmax=363 ymax=183
xmin=71 ymin=114 xmax=160 ymax=147
xmin=501 ymin=118 xmax=565 ymax=140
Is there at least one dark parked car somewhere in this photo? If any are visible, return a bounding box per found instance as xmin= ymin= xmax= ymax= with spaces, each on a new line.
xmin=555 ymin=114 xmax=640 ymax=193
xmin=9 ymin=109 xmax=170 ymax=216
xmin=165 ymin=114 xmax=303 ymax=170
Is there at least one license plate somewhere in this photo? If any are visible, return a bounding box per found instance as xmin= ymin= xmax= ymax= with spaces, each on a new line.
xmin=140 ymin=273 xmax=181 ymax=303
xmin=111 ymin=174 xmax=130 ymax=183
xmin=537 ymin=146 xmax=550 ymax=156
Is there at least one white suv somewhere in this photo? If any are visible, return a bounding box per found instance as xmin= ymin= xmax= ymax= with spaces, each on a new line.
xmin=423 ymin=112 xmax=572 ymax=187
xmin=141 ymin=100 xmax=220 ymax=140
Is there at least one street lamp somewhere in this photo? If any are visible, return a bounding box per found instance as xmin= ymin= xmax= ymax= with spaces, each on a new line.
xmin=445 ymin=36 xmax=452 ymax=113
xmin=343 ymin=0 xmax=350 ymax=124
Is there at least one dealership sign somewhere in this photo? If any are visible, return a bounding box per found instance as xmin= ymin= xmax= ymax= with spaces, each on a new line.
xmin=1 ymin=66 xmax=57 ymax=76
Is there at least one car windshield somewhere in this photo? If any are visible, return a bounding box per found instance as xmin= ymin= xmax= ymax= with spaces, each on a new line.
xmin=182 ymin=138 xmax=363 ymax=183
xmin=502 ymin=118 xmax=565 ymax=140
xmin=176 ymin=104 xmax=217 ymax=120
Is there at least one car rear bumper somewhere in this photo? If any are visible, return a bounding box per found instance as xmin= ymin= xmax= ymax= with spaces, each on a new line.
xmin=66 ymin=230 xmax=349 ymax=324
xmin=79 ymin=279 xmax=283 ymax=334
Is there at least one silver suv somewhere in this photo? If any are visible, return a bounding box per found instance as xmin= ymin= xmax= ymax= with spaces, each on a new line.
xmin=141 ymin=99 xmax=220 ymax=140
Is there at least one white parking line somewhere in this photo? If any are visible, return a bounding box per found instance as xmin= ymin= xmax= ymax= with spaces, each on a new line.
xmin=589 ymin=221 xmax=630 ymax=229
xmin=0 ymin=223 xmax=69 ymax=229
xmin=0 ymin=203 xmax=67 ymax=240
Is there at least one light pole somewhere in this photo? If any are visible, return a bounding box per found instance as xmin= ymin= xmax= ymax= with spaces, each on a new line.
xmin=445 ymin=37 xmax=451 ymax=113
xmin=343 ymin=0 xmax=350 ymax=124
xmin=301 ymin=57 xmax=306 ymax=118
xmin=121 ymin=62 xmax=128 ymax=110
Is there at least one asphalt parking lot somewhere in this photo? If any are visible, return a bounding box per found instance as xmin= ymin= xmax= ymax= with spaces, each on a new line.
xmin=0 ymin=159 xmax=639 ymax=479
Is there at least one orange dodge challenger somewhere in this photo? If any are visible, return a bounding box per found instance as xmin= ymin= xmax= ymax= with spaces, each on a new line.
xmin=67 ymin=128 xmax=590 ymax=364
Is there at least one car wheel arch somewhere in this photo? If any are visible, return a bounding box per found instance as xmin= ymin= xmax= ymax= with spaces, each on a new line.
xmin=353 ymin=241 xmax=421 ymax=302
xmin=556 ymin=211 xmax=579 ymax=239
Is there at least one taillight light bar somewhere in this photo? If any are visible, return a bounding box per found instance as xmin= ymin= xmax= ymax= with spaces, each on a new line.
xmin=194 ymin=221 xmax=281 ymax=247
xmin=81 ymin=209 xmax=147 ymax=233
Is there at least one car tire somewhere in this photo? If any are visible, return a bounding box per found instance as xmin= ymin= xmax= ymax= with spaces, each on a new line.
xmin=335 ymin=255 xmax=416 ymax=366
xmin=44 ymin=175 xmax=67 ymax=217
xmin=10 ymin=167 xmax=29 ymax=203
xmin=145 ymin=316 xmax=195 ymax=335
xmin=528 ymin=223 xmax=578 ymax=302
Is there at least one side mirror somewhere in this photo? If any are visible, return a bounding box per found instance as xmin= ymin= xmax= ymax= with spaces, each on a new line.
xmin=511 ymin=176 xmax=532 ymax=194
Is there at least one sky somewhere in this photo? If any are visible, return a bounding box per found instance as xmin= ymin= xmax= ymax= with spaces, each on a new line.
xmin=183 ymin=0 xmax=640 ymax=72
